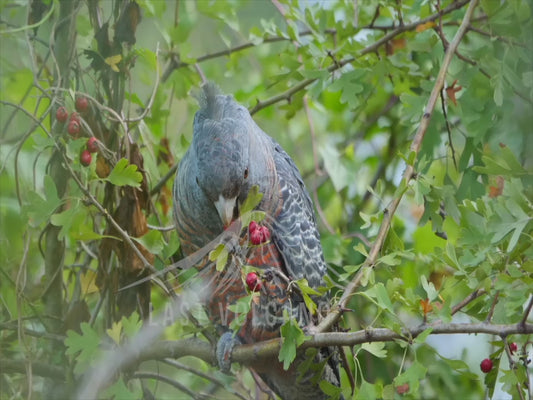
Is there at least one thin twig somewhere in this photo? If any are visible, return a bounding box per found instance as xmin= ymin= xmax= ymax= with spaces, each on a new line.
xmin=486 ymin=291 xmax=500 ymax=323
xmin=161 ymin=359 xmax=249 ymax=400
xmin=150 ymin=162 xmax=178 ymax=196
xmin=521 ymin=296 xmax=533 ymax=326
xmin=133 ymin=372 xmax=201 ymax=399
xmin=451 ymin=288 xmax=486 ymax=315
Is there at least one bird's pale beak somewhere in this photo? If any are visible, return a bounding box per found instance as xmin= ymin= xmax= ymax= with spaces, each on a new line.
xmin=214 ymin=195 xmax=238 ymax=228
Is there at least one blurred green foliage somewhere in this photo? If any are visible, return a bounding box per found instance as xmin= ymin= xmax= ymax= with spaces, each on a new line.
xmin=0 ymin=0 xmax=532 ymax=399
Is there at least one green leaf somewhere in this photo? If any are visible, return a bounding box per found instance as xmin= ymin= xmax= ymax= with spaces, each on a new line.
xmin=420 ymin=275 xmax=438 ymax=302
xmin=279 ymin=313 xmax=309 ymax=370
xmin=240 ymin=185 xmax=263 ymax=215
xmin=413 ymin=327 xmax=433 ymax=344
xmin=473 ymin=147 xmax=527 ymax=178
xmin=228 ymin=294 xmax=254 ymax=331
xmin=362 ymin=342 xmax=387 ymax=358
xmin=216 ymin=247 xmax=229 ymax=272
xmin=490 ymin=197 xmax=531 ymax=251
xmin=50 ymin=207 xmax=79 ymax=240
xmin=363 ymin=283 xmax=394 ymax=313
xmin=121 ymin=312 xmax=142 ymax=338
xmin=393 ymin=361 xmax=427 ymax=395
xmin=377 ymin=252 xmax=402 ymax=266
xmin=319 ymin=379 xmax=344 ymax=399
xmin=437 ymin=353 xmax=479 ymax=379
xmin=106 ymin=320 xmax=122 ymax=345
xmin=208 ymin=243 xmax=229 ymax=272
xmin=23 ymin=175 xmax=62 ymax=227
xmin=101 ymin=377 xmax=142 ymax=400
xmin=357 ymin=379 xmax=378 ymax=400
xmin=105 ymin=158 xmax=143 ymax=187
xmin=328 ymin=69 xmax=366 ymax=108
xmin=293 ymin=278 xmax=321 ymax=315
xmin=64 ymin=322 xmax=102 ymax=375
xmin=134 ymin=229 xmax=165 ymax=255
xmin=319 ymin=143 xmax=351 ymax=192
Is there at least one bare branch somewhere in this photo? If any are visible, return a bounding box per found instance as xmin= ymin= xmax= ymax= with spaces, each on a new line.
xmin=1 ymin=358 xmax=65 ymax=380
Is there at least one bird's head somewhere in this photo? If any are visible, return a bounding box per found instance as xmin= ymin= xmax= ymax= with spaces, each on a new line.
xmin=192 ymin=83 xmax=269 ymax=228
xmin=194 ymin=115 xmax=252 ymax=228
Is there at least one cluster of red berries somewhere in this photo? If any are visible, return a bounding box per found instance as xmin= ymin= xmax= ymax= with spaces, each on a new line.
xmin=245 ymin=271 xmax=262 ymax=292
xmin=56 ymin=96 xmax=89 ymax=136
xmin=56 ymin=107 xmax=82 ymax=137
xmin=480 ymin=343 xmax=519 ymax=374
xmin=55 ymin=96 xmax=97 ymax=167
xmin=249 ymin=221 xmax=271 ymax=245
xmin=80 ymin=137 xmax=99 ymax=166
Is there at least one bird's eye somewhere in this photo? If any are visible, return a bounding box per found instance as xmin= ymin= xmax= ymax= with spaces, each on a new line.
xmin=243 ymin=168 xmax=249 ymax=179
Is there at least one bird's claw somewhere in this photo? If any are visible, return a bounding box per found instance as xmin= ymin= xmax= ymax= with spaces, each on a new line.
xmin=216 ymin=331 xmax=241 ymax=373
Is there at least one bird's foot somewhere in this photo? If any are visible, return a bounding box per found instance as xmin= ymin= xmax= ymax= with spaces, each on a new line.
xmin=216 ymin=331 xmax=242 ymax=373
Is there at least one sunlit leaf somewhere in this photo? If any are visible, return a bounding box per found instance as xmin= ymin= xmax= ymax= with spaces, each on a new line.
xmin=105 ymin=158 xmax=143 ymax=187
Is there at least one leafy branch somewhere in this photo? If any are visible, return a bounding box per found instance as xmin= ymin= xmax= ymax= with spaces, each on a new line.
xmin=248 ymin=0 xmax=470 ymax=115
xmin=317 ymin=0 xmax=479 ymax=334
xmin=136 ymin=321 xmax=533 ymax=368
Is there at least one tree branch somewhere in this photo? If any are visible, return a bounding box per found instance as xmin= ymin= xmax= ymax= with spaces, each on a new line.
xmin=1 ymin=358 xmax=65 ymax=380
xmin=138 ymin=322 xmax=533 ymax=367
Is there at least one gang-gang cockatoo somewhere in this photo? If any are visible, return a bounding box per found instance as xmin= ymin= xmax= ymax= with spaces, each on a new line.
xmin=173 ymin=83 xmax=341 ymax=399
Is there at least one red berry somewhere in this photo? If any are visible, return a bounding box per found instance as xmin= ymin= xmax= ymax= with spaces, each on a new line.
xmin=509 ymin=342 xmax=518 ymax=354
xmin=480 ymin=358 xmax=493 ymax=373
xmin=87 ymin=137 xmax=98 ymax=153
xmin=67 ymin=120 xmax=80 ymax=137
xmin=70 ymin=112 xmax=80 ymax=124
xmin=249 ymin=221 xmax=258 ymax=234
xmin=260 ymin=226 xmax=271 ymax=242
xmin=80 ymin=149 xmax=92 ymax=166
xmin=75 ymin=96 xmax=89 ymax=112
xmin=245 ymin=272 xmax=262 ymax=292
xmin=56 ymin=106 xmax=68 ymax=123
xmin=250 ymin=229 xmax=263 ymax=245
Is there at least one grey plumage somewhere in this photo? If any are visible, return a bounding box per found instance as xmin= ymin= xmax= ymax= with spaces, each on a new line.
xmin=173 ymin=83 xmax=341 ymax=399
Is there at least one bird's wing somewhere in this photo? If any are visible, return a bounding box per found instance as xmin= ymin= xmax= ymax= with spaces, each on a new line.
xmin=265 ymin=135 xmax=327 ymax=289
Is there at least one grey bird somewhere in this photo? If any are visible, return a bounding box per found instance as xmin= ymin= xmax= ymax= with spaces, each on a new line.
xmin=173 ymin=83 xmax=342 ymax=399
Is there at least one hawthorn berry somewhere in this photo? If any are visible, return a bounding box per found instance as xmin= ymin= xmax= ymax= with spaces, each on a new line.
xmin=75 ymin=96 xmax=89 ymax=112
xmin=480 ymin=358 xmax=493 ymax=373
xmin=249 ymin=221 xmax=258 ymax=234
xmin=509 ymin=342 xmax=518 ymax=354
xmin=87 ymin=137 xmax=98 ymax=153
xmin=56 ymin=106 xmax=68 ymax=123
xmin=250 ymin=229 xmax=263 ymax=245
xmin=67 ymin=120 xmax=80 ymax=137
xmin=80 ymin=149 xmax=92 ymax=166
xmin=245 ymin=272 xmax=262 ymax=292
